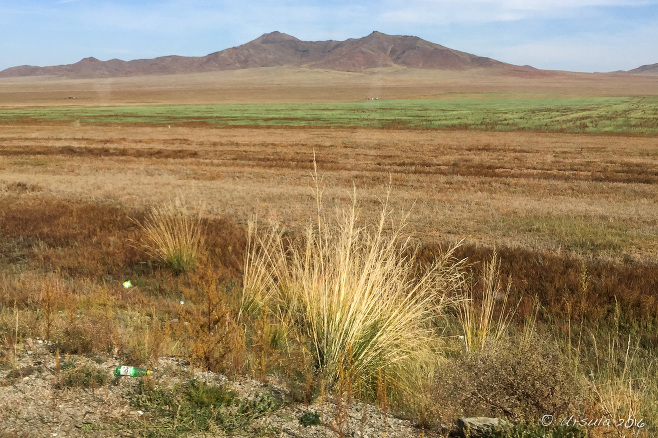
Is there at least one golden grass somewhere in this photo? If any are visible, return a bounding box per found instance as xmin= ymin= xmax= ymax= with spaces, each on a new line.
xmin=590 ymin=336 xmax=645 ymax=434
xmin=137 ymin=196 xmax=205 ymax=274
xmin=1 ymin=124 xmax=655 ymax=263
xmin=243 ymin=176 xmax=465 ymax=398
xmin=0 ymin=94 xmax=655 ymax=433
xmin=458 ymin=250 xmax=517 ymax=353
xmin=0 ymin=192 xmax=656 ymax=434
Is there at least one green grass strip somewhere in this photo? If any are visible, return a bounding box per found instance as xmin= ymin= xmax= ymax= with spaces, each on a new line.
xmin=3 ymin=96 xmax=658 ymax=134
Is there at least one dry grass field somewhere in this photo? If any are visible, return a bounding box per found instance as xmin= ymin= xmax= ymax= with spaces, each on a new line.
xmin=2 ymin=66 xmax=658 ymax=106
xmin=1 ymin=69 xmax=657 ymax=437
xmin=1 ymin=124 xmax=656 ymax=261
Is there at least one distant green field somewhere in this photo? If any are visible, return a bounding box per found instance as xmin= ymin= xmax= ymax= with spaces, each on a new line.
xmin=3 ymin=96 xmax=658 ymax=134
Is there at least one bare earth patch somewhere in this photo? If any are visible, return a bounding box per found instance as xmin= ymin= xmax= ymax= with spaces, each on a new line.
xmin=0 ymin=339 xmax=427 ymax=437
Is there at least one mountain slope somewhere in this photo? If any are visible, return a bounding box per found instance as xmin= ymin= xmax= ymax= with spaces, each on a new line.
xmin=628 ymin=63 xmax=658 ymax=75
xmin=307 ymin=31 xmax=505 ymax=71
xmin=0 ymin=31 xmax=532 ymax=78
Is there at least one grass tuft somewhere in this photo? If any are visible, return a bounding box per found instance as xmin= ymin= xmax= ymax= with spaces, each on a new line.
xmin=458 ymin=249 xmax=517 ymax=353
xmin=243 ymin=171 xmax=466 ymax=399
xmin=55 ymin=363 xmax=109 ymax=390
xmin=137 ymin=197 xmax=205 ymax=274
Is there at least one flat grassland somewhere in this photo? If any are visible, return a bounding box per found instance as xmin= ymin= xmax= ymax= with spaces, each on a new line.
xmin=1 ymin=68 xmax=658 ymax=436
xmin=2 ymin=72 xmax=657 ymax=262
xmin=3 ymin=96 xmax=658 ymax=133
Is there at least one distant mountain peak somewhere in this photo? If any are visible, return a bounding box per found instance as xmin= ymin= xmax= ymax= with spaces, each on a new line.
xmin=0 ymin=31 xmax=542 ymax=78
xmin=254 ymin=31 xmax=300 ymax=44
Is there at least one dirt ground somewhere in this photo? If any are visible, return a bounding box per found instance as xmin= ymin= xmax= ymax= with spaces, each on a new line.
xmin=1 ymin=338 xmax=429 ymax=438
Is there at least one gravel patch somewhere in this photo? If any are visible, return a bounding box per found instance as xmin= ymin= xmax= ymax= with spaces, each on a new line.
xmin=0 ymin=339 xmax=435 ymax=437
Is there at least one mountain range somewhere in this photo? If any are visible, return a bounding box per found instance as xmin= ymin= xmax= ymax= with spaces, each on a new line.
xmin=1 ymin=31 xmax=656 ymax=78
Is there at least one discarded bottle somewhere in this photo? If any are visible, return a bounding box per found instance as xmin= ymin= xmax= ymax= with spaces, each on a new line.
xmin=114 ymin=366 xmax=151 ymax=377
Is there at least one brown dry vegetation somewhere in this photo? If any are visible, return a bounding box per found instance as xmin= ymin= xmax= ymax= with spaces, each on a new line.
xmin=1 ymin=70 xmax=657 ymax=436
xmin=0 ymin=190 xmax=655 ymax=436
xmin=1 ymin=123 xmax=656 ymax=263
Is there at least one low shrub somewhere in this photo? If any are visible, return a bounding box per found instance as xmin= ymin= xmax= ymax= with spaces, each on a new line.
xmin=429 ymin=333 xmax=588 ymax=427
xmin=55 ymin=363 xmax=109 ymax=390
xmin=127 ymin=378 xmax=280 ymax=436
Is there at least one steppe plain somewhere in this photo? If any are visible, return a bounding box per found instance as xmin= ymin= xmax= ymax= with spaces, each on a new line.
xmin=1 ymin=67 xmax=658 ymax=437
xmin=2 ymin=68 xmax=658 ymax=260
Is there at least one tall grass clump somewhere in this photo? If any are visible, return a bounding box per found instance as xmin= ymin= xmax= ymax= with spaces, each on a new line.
xmin=579 ymin=311 xmax=657 ymax=436
xmin=138 ymin=197 xmax=205 ymax=274
xmin=458 ymin=250 xmax=517 ymax=353
xmin=242 ymin=169 xmax=466 ymax=399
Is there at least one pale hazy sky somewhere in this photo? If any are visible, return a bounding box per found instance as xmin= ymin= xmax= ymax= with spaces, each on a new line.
xmin=1 ymin=0 xmax=657 ymax=72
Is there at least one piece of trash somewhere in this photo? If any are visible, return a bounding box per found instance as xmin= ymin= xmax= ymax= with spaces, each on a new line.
xmin=180 ymin=300 xmax=184 ymax=305
xmin=123 ymin=281 xmax=132 ymax=288
xmin=114 ymin=366 xmax=151 ymax=377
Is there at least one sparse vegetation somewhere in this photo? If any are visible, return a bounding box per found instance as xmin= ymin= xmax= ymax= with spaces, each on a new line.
xmin=0 ymin=77 xmax=656 ymax=435
xmin=1 ymin=190 xmax=655 ymax=436
xmin=126 ymin=378 xmax=281 ymax=436
xmin=299 ymin=411 xmax=322 ymax=426
xmin=55 ymin=363 xmax=109 ymax=389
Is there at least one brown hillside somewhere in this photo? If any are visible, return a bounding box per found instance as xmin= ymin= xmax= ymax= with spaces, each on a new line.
xmin=0 ymin=31 xmax=534 ymax=78
xmin=308 ymin=31 xmax=505 ymax=71
xmin=628 ymin=63 xmax=658 ymax=75
xmin=201 ymin=31 xmax=341 ymax=70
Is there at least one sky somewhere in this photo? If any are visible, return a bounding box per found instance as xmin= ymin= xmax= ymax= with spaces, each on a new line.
xmin=1 ymin=0 xmax=657 ymax=73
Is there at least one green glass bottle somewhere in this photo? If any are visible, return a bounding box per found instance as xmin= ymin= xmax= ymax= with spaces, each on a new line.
xmin=114 ymin=365 xmax=151 ymax=377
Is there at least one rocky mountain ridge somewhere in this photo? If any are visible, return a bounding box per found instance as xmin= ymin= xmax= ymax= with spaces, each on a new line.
xmin=0 ymin=31 xmax=536 ymax=78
